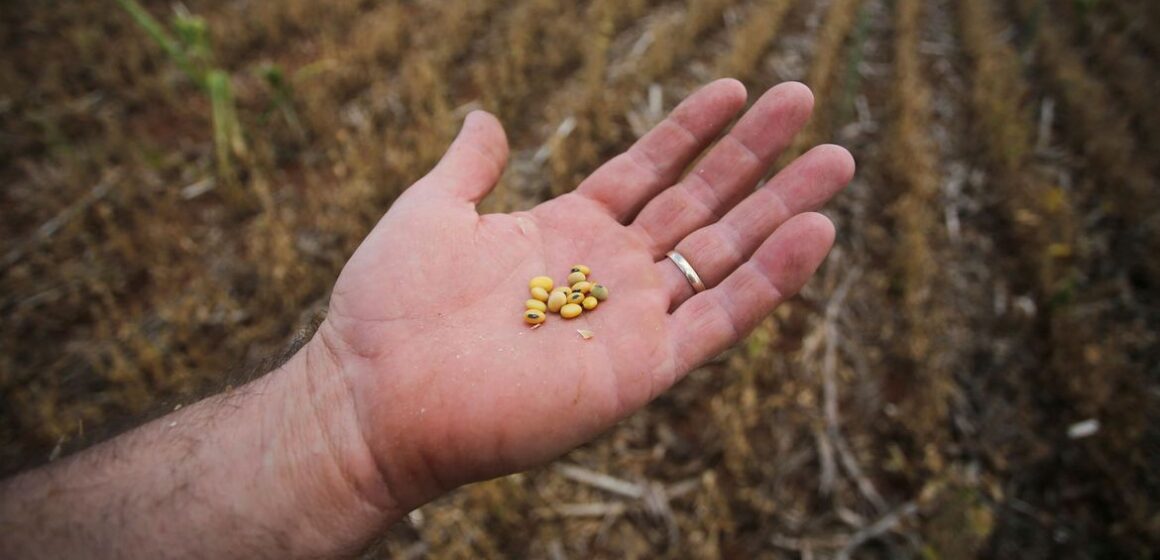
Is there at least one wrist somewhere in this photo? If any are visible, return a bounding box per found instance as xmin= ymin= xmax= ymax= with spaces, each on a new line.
xmin=309 ymin=317 xmax=455 ymax=515
xmin=0 ymin=327 xmax=404 ymax=560
xmin=267 ymin=329 xmax=405 ymax=553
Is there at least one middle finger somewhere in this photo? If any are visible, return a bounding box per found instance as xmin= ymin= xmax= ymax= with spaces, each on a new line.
xmin=628 ymin=81 xmax=814 ymax=257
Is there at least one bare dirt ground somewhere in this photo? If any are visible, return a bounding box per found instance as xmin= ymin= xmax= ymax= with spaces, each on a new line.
xmin=2 ymin=0 xmax=1157 ymax=557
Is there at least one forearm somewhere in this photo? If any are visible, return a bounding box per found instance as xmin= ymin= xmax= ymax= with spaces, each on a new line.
xmin=0 ymin=338 xmax=399 ymax=559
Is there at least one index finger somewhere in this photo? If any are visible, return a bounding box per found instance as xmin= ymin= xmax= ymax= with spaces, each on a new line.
xmin=575 ymin=79 xmax=747 ymax=222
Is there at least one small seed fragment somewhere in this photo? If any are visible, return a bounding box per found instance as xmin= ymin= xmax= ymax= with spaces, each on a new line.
xmin=582 ymin=296 xmax=598 ymax=310
xmin=571 ymin=281 xmax=592 ymax=294
xmin=524 ymin=309 xmax=546 ymax=324
xmin=560 ymin=303 xmax=583 ymax=319
xmin=530 ymin=286 xmax=550 ymax=302
xmin=547 ymin=291 xmax=567 ymax=313
xmin=526 ymin=299 xmax=547 ymax=312
xmin=571 ymin=264 xmax=591 ymax=276
xmin=529 ymin=276 xmax=554 ymax=291
xmin=567 ymin=291 xmax=585 ymax=304
xmin=590 ymin=284 xmax=609 ymax=301
xmin=577 ymin=329 xmax=594 ymax=340
xmin=566 ymin=271 xmax=587 ymax=285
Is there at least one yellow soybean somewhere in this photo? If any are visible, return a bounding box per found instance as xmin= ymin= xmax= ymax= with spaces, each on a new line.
xmin=560 ymin=303 xmax=583 ymax=319
xmin=547 ymin=291 xmax=567 ymax=313
xmin=529 ymin=276 xmax=554 ymax=291
xmin=521 ymin=268 xmax=607 ymax=321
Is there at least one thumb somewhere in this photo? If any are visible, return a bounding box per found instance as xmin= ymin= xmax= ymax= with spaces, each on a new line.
xmin=426 ymin=110 xmax=509 ymax=204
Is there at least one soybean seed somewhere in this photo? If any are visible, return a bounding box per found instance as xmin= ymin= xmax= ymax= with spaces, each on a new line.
xmin=571 ymin=264 xmax=591 ymax=276
xmin=571 ymin=281 xmax=592 ymax=294
xmin=529 ymin=276 xmax=554 ymax=292
xmin=551 ymin=286 xmax=572 ymax=297
xmin=582 ymin=296 xmax=598 ymax=310
xmin=526 ymin=299 xmax=547 ymax=312
xmin=566 ymin=271 xmax=587 ymax=285
xmin=560 ymin=303 xmax=583 ymax=319
xmin=590 ymin=284 xmax=609 ymax=301
xmin=524 ymin=309 xmax=546 ymax=324
xmin=547 ymin=291 xmax=567 ymax=313
xmin=530 ymin=286 xmax=550 ymax=302
xmin=568 ymin=291 xmax=585 ymax=304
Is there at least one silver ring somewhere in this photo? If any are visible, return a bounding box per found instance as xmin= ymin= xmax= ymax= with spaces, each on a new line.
xmin=666 ymin=251 xmax=706 ymax=293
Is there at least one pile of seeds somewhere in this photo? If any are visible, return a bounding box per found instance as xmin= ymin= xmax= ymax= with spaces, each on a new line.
xmin=523 ymin=265 xmax=609 ymax=325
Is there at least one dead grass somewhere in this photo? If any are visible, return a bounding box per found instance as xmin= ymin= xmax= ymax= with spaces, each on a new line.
xmin=887 ymin=0 xmax=954 ymax=450
xmin=718 ymin=0 xmax=795 ymax=82
xmin=1006 ymin=0 xmax=1159 ymax=545
xmin=1108 ymin=0 xmax=1160 ymax=61
xmin=546 ymin=0 xmax=730 ymax=195
xmin=1068 ymin=2 xmax=1160 ymax=159
xmin=783 ymin=0 xmax=865 ymax=162
xmin=2 ymin=0 xmax=1158 ymax=556
xmin=1011 ymin=0 xmax=1156 ymax=234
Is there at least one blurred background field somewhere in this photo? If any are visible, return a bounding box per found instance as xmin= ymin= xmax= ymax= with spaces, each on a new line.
xmin=1 ymin=0 xmax=1158 ymax=556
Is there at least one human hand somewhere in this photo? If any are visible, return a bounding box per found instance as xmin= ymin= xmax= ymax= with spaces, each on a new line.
xmin=313 ymin=79 xmax=855 ymax=516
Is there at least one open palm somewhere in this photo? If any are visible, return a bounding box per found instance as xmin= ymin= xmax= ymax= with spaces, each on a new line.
xmin=316 ymin=80 xmax=855 ymax=512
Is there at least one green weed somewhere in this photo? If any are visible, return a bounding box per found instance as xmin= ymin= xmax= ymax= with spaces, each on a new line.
xmin=114 ymin=0 xmax=246 ymax=181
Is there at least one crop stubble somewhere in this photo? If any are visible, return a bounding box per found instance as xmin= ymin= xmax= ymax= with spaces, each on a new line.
xmin=1 ymin=0 xmax=1157 ymax=556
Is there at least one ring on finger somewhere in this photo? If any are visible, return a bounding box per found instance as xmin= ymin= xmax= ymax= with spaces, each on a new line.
xmin=666 ymin=250 xmax=706 ymax=294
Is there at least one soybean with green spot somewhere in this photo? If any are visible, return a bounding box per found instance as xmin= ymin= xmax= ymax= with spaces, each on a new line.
xmin=590 ymin=284 xmax=609 ymax=301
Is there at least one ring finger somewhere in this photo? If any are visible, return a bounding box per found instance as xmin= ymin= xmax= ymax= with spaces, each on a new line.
xmin=657 ymin=144 xmax=855 ymax=308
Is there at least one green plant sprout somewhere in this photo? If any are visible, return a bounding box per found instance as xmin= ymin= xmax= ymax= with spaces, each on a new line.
xmin=257 ymin=64 xmax=307 ymax=142
xmin=114 ymin=0 xmax=245 ymax=181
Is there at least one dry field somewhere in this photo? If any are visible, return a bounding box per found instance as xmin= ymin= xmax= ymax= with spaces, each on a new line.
xmin=2 ymin=0 xmax=1158 ymax=557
